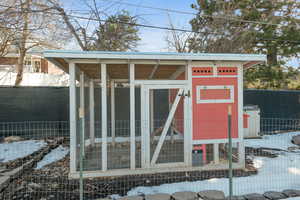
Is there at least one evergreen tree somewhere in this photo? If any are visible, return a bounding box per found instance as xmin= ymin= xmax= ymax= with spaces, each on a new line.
xmin=190 ymin=0 xmax=300 ymax=89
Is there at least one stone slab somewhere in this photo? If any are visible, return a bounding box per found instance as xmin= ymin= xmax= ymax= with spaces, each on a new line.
xmin=263 ymin=191 xmax=287 ymax=200
xmin=198 ymin=190 xmax=225 ymax=200
xmin=145 ymin=193 xmax=171 ymax=200
xmin=172 ymin=191 xmax=200 ymax=200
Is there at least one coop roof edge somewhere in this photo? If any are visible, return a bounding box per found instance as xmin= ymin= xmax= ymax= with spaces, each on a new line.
xmin=43 ymin=50 xmax=266 ymax=62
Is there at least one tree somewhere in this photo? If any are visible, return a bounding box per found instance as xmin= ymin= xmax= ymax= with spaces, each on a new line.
xmin=189 ymin=0 xmax=300 ymax=89
xmin=50 ymin=0 xmax=140 ymax=51
xmin=1 ymin=0 xmax=69 ymax=85
xmin=0 ymin=2 xmax=18 ymax=56
xmin=90 ymin=11 xmax=140 ymax=51
xmin=165 ymin=15 xmax=197 ymax=53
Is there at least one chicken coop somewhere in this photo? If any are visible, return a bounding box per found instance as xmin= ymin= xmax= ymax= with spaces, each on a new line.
xmin=43 ymin=50 xmax=266 ymax=178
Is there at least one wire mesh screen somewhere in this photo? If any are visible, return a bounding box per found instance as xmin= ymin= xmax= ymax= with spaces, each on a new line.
xmin=1 ymin=118 xmax=300 ymax=199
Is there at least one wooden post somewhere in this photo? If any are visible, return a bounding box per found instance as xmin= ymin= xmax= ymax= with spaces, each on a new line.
xmin=238 ymin=64 xmax=245 ymax=168
xmin=89 ymin=80 xmax=95 ymax=146
xmin=129 ymin=63 xmax=136 ymax=169
xmin=80 ymin=72 xmax=85 ymax=156
xmin=101 ymin=63 xmax=107 ymax=171
xmin=184 ymin=61 xmax=193 ymax=166
xmin=150 ymin=89 xmax=154 ymax=133
xmin=110 ymin=80 xmax=116 ymax=146
xmin=69 ymin=62 xmax=77 ymax=174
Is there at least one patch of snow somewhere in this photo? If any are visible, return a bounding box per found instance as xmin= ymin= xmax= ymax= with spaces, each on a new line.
xmin=109 ymin=194 xmax=122 ymax=200
xmin=35 ymin=145 xmax=69 ymax=169
xmin=0 ymin=140 xmax=46 ymax=163
xmin=245 ymin=132 xmax=300 ymax=150
xmin=128 ymin=132 xmax=300 ymax=196
xmin=286 ymin=198 xmax=300 ymax=200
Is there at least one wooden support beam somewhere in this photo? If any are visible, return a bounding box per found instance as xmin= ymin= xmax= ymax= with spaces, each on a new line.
xmin=129 ymin=63 xmax=136 ymax=169
xmin=89 ymin=80 xmax=95 ymax=146
xmin=148 ymin=64 xmax=159 ymax=79
xmin=169 ymin=66 xmax=185 ymax=80
xmin=80 ymin=72 xmax=85 ymax=156
xmin=238 ymin=64 xmax=245 ymax=167
xmin=69 ymin=62 xmax=77 ymax=173
xmin=101 ymin=63 xmax=108 ymax=171
xmin=184 ymin=61 xmax=193 ymax=166
xmin=110 ymin=80 xmax=116 ymax=146
xmin=149 ymin=90 xmax=154 ymax=133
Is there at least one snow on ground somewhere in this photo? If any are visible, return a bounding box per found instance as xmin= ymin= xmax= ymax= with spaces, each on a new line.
xmin=286 ymin=198 xmax=300 ymax=200
xmin=244 ymin=132 xmax=300 ymax=150
xmin=36 ymin=145 xmax=69 ymax=169
xmin=128 ymin=132 xmax=300 ymax=196
xmin=0 ymin=140 xmax=46 ymax=163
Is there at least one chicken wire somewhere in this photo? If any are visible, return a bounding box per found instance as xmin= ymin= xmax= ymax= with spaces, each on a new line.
xmin=0 ymin=118 xmax=300 ymax=199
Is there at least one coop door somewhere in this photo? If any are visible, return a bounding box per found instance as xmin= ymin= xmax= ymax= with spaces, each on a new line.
xmin=141 ymin=85 xmax=189 ymax=168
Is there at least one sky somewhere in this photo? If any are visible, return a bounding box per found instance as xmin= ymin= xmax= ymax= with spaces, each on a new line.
xmin=61 ymin=0 xmax=299 ymax=67
xmin=62 ymin=0 xmax=197 ymax=52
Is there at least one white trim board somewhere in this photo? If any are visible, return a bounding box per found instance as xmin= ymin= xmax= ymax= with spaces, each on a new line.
xmin=44 ymin=50 xmax=266 ymax=62
xmin=196 ymin=85 xmax=234 ymax=104
xmin=69 ymin=162 xmax=244 ymax=178
xmin=192 ymin=138 xmax=242 ymax=144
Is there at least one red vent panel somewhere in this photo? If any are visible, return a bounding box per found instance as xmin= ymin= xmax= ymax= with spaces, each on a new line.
xmin=192 ymin=67 xmax=213 ymax=76
xmin=217 ymin=67 xmax=237 ymax=75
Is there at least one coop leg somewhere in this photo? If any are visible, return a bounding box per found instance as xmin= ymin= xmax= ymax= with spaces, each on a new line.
xmin=202 ymin=144 xmax=207 ymax=164
xmin=213 ymin=143 xmax=219 ymax=164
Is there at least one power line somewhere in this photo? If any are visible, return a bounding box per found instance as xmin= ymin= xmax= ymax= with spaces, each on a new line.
xmin=0 ymin=5 xmax=300 ymax=44
xmin=0 ymin=1 xmax=297 ymax=28
xmin=98 ymin=0 xmax=297 ymax=28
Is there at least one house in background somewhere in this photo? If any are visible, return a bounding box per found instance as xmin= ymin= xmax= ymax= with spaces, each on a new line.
xmin=0 ymin=52 xmax=67 ymax=86
xmin=0 ymin=53 xmax=64 ymax=74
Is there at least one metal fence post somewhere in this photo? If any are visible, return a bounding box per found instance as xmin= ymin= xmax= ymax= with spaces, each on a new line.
xmin=228 ymin=105 xmax=233 ymax=200
xmin=79 ymin=107 xmax=84 ymax=200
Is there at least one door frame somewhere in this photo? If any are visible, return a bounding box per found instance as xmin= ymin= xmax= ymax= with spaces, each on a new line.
xmin=140 ymin=82 xmax=191 ymax=168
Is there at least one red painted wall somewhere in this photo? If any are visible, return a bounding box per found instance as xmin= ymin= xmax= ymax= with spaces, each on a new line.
xmin=192 ymin=67 xmax=239 ymax=140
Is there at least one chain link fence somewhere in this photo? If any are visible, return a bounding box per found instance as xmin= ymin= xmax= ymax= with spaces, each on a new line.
xmin=0 ymin=118 xmax=300 ymax=199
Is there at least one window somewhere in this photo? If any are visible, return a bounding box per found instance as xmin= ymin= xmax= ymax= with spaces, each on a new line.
xmin=196 ymin=85 xmax=234 ymax=103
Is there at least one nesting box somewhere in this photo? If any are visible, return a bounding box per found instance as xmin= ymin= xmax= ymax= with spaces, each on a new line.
xmin=191 ymin=65 xmax=240 ymax=142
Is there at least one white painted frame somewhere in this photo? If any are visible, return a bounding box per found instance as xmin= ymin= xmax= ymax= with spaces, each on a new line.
xmin=141 ymin=83 xmax=190 ymax=168
xmin=79 ymin=72 xmax=85 ymax=156
xmin=69 ymin=62 xmax=77 ymax=174
xmin=101 ymin=63 xmax=107 ymax=171
xmin=196 ymin=85 xmax=234 ymax=104
xmin=89 ymin=80 xmax=95 ymax=146
xmin=150 ymin=88 xmax=183 ymax=165
xmin=129 ymin=63 xmax=136 ymax=169
xmin=110 ymin=80 xmax=115 ymax=146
